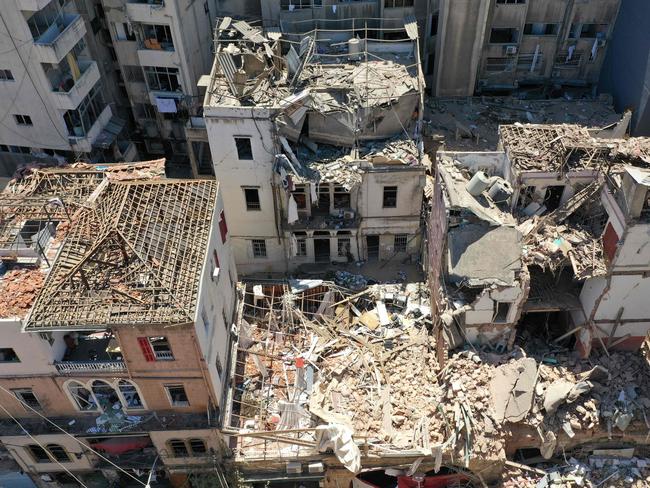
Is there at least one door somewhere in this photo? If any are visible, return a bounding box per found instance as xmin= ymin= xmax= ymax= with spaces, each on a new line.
xmin=314 ymin=239 xmax=330 ymax=262
xmin=366 ymin=235 xmax=379 ymax=261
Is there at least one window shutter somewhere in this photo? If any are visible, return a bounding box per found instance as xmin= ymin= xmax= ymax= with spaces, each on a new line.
xmin=219 ymin=211 xmax=228 ymax=243
xmin=137 ymin=337 xmax=155 ymax=362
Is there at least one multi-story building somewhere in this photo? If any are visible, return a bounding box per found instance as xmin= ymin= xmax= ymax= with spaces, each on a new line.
xmin=99 ymin=0 xmax=219 ymax=178
xmin=201 ymin=18 xmax=427 ymax=274
xmin=0 ymin=1 xmax=136 ymax=178
xmin=431 ymin=0 xmax=622 ymax=96
xmin=0 ymin=161 xmax=237 ymax=487
xmin=429 ymin=123 xmax=650 ymax=356
xmin=216 ymin=0 xmax=622 ymax=98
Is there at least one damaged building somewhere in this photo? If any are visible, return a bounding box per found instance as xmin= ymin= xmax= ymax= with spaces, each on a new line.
xmin=200 ymin=18 xmax=427 ymax=274
xmin=0 ymin=161 xmax=237 ymax=487
xmin=432 ymin=123 xmax=650 ymax=357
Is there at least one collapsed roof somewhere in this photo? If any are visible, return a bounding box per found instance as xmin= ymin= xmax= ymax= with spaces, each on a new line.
xmin=499 ymin=124 xmax=650 ymax=173
xmin=207 ymin=18 xmax=421 ymax=146
xmin=24 ymin=178 xmax=217 ymax=330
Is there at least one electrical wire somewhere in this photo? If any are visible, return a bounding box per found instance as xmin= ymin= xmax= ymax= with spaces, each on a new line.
xmin=0 ymin=385 xmax=148 ymax=487
xmin=0 ymin=401 xmax=90 ymax=488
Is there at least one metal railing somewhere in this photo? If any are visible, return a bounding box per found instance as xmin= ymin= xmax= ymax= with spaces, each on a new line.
xmin=154 ymin=351 xmax=174 ymax=361
xmin=54 ymin=360 xmax=127 ymax=374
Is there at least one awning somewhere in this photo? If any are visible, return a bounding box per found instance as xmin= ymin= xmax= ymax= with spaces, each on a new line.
xmin=93 ymin=116 xmax=126 ymax=149
xmin=90 ymin=435 xmax=151 ymax=455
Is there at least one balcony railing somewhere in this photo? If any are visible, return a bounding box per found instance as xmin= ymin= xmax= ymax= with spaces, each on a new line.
xmin=54 ymin=360 xmax=127 ymax=375
xmin=154 ymin=351 xmax=174 ymax=361
xmin=29 ymin=12 xmax=80 ymax=44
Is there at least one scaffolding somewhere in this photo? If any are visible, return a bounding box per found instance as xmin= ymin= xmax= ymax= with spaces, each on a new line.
xmin=25 ymin=179 xmax=218 ymax=330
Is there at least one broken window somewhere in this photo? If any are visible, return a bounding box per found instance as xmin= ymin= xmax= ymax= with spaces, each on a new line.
xmin=394 ymin=234 xmax=408 ymax=253
xmin=149 ymin=336 xmax=174 ymax=361
xmin=67 ymin=381 xmax=98 ymax=411
xmin=141 ymin=24 xmax=174 ymax=50
xmin=524 ymin=23 xmax=559 ymax=36
xmin=27 ymin=445 xmax=51 ymax=463
xmin=494 ymin=302 xmax=511 ymax=323
xmin=46 ymin=445 xmax=71 ymax=463
xmin=189 ymin=439 xmax=207 ymax=455
xmin=14 ymin=114 xmax=33 ymax=126
xmin=0 ymin=348 xmax=19 ymax=362
xmin=114 ymin=22 xmax=136 ymax=41
xmin=118 ymin=380 xmax=144 ymax=410
xmin=430 ymin=13 xmax=439 ymax=36
xmin=143 ymin=66 xmax=181 ymax=92
xmin=292 ymin=186 xmax=307 ymax=209
xmin=235 ymin=137 xmax=253 ymax=160
xmin=337 ymin=233 xmax=351 ymax=257
xmin=169 ymin=439 xmax=189 ymax=457
xmin=569 ymin=23 xmax=608 ymax=39
xmin=383 ymin=186 xmax=398 ymax=208
xmin=490 ymin=28 xmax=519 ymax=44
xmin=314 ymin=185 xmax=331 ymax=215
xmin=295 ymin=232 xmax=307 ymax=257
xmin=243 ymin=187 xmax=260 ymax=211
xmin=165 ymin=385 xmax=189 ymax=407
xmin=13 ymin=389 xmax=41 ymax=410
xmin=333 ymin=186 xmax=351 ymax=209
xmin=252 ymin=239 xmax=267 ymax=258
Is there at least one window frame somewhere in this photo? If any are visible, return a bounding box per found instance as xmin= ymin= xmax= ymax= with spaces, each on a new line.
xmin=27 ymin=444 xmax=51 ymax=463
xmin=382 ymin=186 xmax=398 ymax=209
xmin=0 ymin=348 xmax=20 ymax=363
xmin=489 ymin=27 xmax=519 ymax=44
xmin=234 ymin=137 xmax=253 ymax=160
xmin=46 ymin=444 xmax=71 ymax=463
xmin=251 ymin=239 xmax=267 ymax=259
xmin=143 ymin=65 xmax=181 ymax=92
xmin=148 ymin=336 xmax=174 ymax=361
xmin=12 ymin=388 xmax=42 ymax=411
xmin=165 ymin=384 xmax=190 ymax=407
xmin=243 ymin=187 xmax=261 ymax=211
xmin=168 ymin=439 xmax=189 ymax=457
xmin=14 ymin=114 xmax=33 ymax=126
xmin=394 ymin=234 xmax=408 ymax=253
xmin=0 ymin=69 xmax=14 ymax=81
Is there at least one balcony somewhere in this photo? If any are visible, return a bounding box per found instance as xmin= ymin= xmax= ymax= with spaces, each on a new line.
xmin=68 ymin=105 xmax=113 ymax=153
xmin=137 ymin=44 xmax=178 ymax=68
xmin=283 ymin=211 xmax=361 ymax=231
xmin=30 ymin=13 xmax=86 ymax=64
xmin=48 ymin=60 xmax=100 ymax=110
xmin=54 ymin=331 xmax=126 ymax=376
xmin=126 ymin=0 xmax=168 ymax=24
xmin=17 ymin=0 xmax=53 ymax=11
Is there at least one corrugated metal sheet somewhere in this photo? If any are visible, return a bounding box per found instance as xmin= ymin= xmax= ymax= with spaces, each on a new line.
xmin=217 ymin=51 xmax=239 ymax=96
xmin=233 ymin=20 xmax=267 ymax=44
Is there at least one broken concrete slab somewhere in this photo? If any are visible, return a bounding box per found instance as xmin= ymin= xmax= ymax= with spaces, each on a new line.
xmin=490 ymin=357 xmax=537 ymax=424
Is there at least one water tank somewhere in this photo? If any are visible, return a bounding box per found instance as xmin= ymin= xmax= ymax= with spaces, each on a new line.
xmin=348 ymin=38 xmax=362 ymax=60
xmin=466 ymin=170 xmax=491 ymax=196
xmin=488 ymin=179 xmax=514 ymax=203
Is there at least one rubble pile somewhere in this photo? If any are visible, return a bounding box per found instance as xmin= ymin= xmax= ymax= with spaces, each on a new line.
xmin=424 ymin=97 xmax=623 ymax=151
xmin=501 ymin=454 xmax=650 ymax=487
xmin=0 ymin=268 xmax=45 ymax=318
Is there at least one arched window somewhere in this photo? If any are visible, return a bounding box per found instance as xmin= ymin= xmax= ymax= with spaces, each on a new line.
xmin=117 ymin=380 xmax=144 ymax=410
xmin=90 ymin=380 xmax=121 ymax=410
xmin=27 ymin=444 xmax=50 ymax=463
xmin=46 ymin=444 xmax=71 ymax=462
xmin=66 ymin=380 xmax=98 ymax=411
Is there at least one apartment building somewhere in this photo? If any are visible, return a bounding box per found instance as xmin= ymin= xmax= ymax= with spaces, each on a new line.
xmin=201 ymin=18 xmax=427 ymax=274
xmin=0 ymin=161 xmax=236 ymax=487
xmin=100 ymin=0 xmax=218 ymax=177
xmin=429 ymin=123 xmax=650 ymax=356
xmin=432 ymin=0 xmax=622 ymax=96
xmin=0 ymin=1 xmax=135 ymax=179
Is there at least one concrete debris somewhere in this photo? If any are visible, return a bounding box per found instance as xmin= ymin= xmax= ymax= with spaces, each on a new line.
xmin=424 ymin=97 xmax=624 ymax=152
xmin=490 ymin=358 xmax=537 ymax=423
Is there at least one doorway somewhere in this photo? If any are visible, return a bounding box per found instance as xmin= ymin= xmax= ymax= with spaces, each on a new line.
xmin=366 ymin=235 xmax=379 ymax=261
xmin=314 ymin=239 xmax=330 ymax=262
xmin=544 ymin=185 xmax=565 ymax=211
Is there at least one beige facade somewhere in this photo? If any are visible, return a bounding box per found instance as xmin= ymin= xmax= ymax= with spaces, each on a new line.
xmin=433 ymin=0 xmax=622 ymax=95
xmin=0 ymin=169 xmax=237 ymax=486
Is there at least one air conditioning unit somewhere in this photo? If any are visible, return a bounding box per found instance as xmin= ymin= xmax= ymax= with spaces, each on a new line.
xmin=505 ymin=45 xmax=518 ymax=55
